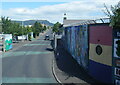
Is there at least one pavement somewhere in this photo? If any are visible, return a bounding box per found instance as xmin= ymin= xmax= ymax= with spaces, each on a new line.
xmin=52 ymin=39 xmax=102 ymax=85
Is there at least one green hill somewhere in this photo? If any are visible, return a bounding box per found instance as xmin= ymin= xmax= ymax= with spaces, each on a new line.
xmin=12 ymin=20 xmax=54 ymax=26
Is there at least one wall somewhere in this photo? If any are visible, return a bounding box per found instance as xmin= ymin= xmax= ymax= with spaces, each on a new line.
xmin=88 ymin=23 xmax=112 ymax=83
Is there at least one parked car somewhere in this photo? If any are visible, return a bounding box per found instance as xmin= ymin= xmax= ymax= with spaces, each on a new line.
xmin=45 ymin=35 xmax=50 ymax=40
xmin=12 ymin=36 xmax=19 ymax=43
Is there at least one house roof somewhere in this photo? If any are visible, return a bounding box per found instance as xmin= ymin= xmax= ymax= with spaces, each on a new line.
xmin=63 ymin=19 xmax=93 ymax=27
xmin=63 ymin=18 xmax=110 ymax=27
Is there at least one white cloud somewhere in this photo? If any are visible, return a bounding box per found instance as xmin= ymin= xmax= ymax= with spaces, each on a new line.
xmin=2 ymin=0 xmax=79 ymax=2
xmin=0 ymin=2 xmax=2 ymax=16
xmin=2 ymin=0 xmax=120 ymax=23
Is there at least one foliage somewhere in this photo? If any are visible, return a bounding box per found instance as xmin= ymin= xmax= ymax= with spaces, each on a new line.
xmin=43 ymin=26 xmax=47 ymax=31
xmin=33 ymin=21 xmax=42 ymax=36
xmin=28 ymin=34 xmax=31 ymax=41
xmin=2 ymin=17 xmax=23 ymax=35
xmin=52 ymin=22 xmax=62 ymax=33
xmin=1 ymin=17 xmax=48 ymax=37
xmin=104 ymin=2 xmax=120 ymax=29
xmin=2 ymin=17 xmax=12 ymax=34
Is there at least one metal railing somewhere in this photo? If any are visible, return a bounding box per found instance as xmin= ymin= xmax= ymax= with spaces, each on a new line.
xmin=64 ymin=18 xmax=110 ymax=27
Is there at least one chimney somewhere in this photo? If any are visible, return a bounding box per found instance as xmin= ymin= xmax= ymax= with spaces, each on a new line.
xmin=63 ymin=13 xmax=67 ymax=20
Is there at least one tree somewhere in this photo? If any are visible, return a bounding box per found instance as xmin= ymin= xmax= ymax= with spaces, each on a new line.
xmin=1 ymin=17 xmax=31 ymax=36
xmin=1 ymin=17 xmax=49 ymax=37
xmin=104 ymin=2 xmax=120 ymax=29
xmin=2 ymin=17 xmax=12 ymax=34
xmin=43 ymin=26 xmax=47 ymax=31
xmin=52 ymin=22 xmax=62 ymax=33
xmin=12 ymin=22 xmax=22 ymax=35
xmin=33 ymin=21 xmax=43 ymax=36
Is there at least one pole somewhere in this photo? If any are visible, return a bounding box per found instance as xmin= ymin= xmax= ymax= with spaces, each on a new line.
xmin=22 ymin=21 xmax=24 ymax=42
xmin=54 ymin=34 xmax=57 ymax=51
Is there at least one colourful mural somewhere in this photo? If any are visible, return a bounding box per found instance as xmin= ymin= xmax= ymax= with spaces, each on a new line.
xmin=64 ymin=25 xmax=89 ymax=70
xmin=63 ymin=23 xmax=113 ymax=83
xmin=3 ymin=34 xmax=12 ymax=52
xmin=89 ymin=24 xmax=112 ymax=83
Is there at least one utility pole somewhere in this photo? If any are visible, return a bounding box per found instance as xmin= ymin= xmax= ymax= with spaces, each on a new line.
xmin=22 ymin=21 xmax=24 ymax=42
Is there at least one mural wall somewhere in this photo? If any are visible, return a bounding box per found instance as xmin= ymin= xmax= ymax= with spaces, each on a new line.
xmin=88 ymin=23 xmax=112 ymax=83
xmin=3 ymin=34 xmax=12 ymax=52
xmin=64 ymin=25 xmax=89 ymax=70
xmin=63 ymin=23 xmax=113 ymax=83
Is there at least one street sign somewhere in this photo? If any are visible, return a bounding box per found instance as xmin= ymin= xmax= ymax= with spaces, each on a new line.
xmin=113 ymin=29 xmax=120 ymax=85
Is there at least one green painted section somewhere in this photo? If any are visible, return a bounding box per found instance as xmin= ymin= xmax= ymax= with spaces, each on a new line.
xmin=23 ymin=44 xmax=50 ymax=46
xmin=1 ymin=51 xmax=52 ymax=58
xmin=5 ymin=39 xmax=12 ymax=51
xmin=2 ymin=77 xmax=56 ymax=83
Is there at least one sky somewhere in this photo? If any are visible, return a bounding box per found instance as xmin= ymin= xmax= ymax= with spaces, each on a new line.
xmin=1 ymin=0 xmax=120 ymax=23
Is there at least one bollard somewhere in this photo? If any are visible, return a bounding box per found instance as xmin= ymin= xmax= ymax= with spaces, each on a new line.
xmin=54 ymin=34 xmax=57 ymax=51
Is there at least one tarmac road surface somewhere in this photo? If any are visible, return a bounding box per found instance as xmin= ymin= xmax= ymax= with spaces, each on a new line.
xmin=2 ymin=29 xmax=57 ymax=83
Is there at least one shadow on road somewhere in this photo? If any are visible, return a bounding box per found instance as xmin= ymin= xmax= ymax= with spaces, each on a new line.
xmin=50 ymin=40 xmax=54 ymax=48
xmin=2 ymin=83 xmax=59 ymax=85
xmin=37 ymin=39 xmax=45 ymax=40
xmin=51 ymin=39 xmax=103 ymax=84
xmin=46 ymin=48 xmax=53 ymax=51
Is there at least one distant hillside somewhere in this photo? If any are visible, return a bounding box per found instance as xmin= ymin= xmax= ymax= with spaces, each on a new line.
xmin=12 ymin=20 xmax=54 ymax=26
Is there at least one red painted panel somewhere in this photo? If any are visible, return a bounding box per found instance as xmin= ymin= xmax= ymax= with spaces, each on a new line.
xmin=89 ymin=25 xmax=112 ymax=46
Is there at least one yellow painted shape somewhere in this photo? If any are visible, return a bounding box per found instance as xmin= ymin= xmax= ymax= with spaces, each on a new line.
xmin=89 ymin=44 xmax=112 ymax=66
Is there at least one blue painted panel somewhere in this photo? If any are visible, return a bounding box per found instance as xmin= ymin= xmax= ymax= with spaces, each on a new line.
xmin=89 ymin=60 xmax=112 ymax=83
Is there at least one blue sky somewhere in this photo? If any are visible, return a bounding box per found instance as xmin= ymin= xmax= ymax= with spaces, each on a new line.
xmin=1 ymin=0 xmax=120 ymax=23
xmin=2 ymin=2 xmax=65 ymax=9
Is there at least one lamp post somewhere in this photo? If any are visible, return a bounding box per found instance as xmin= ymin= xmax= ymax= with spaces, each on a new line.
xmin=22 ymin=21 xmax=24 ymax=42
xmin=0 ymin=19 xmax=2 ymax=33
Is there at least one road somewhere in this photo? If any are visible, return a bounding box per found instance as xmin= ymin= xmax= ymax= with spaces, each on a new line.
xmin=2 ymin=30 xmax=57 ymax=83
